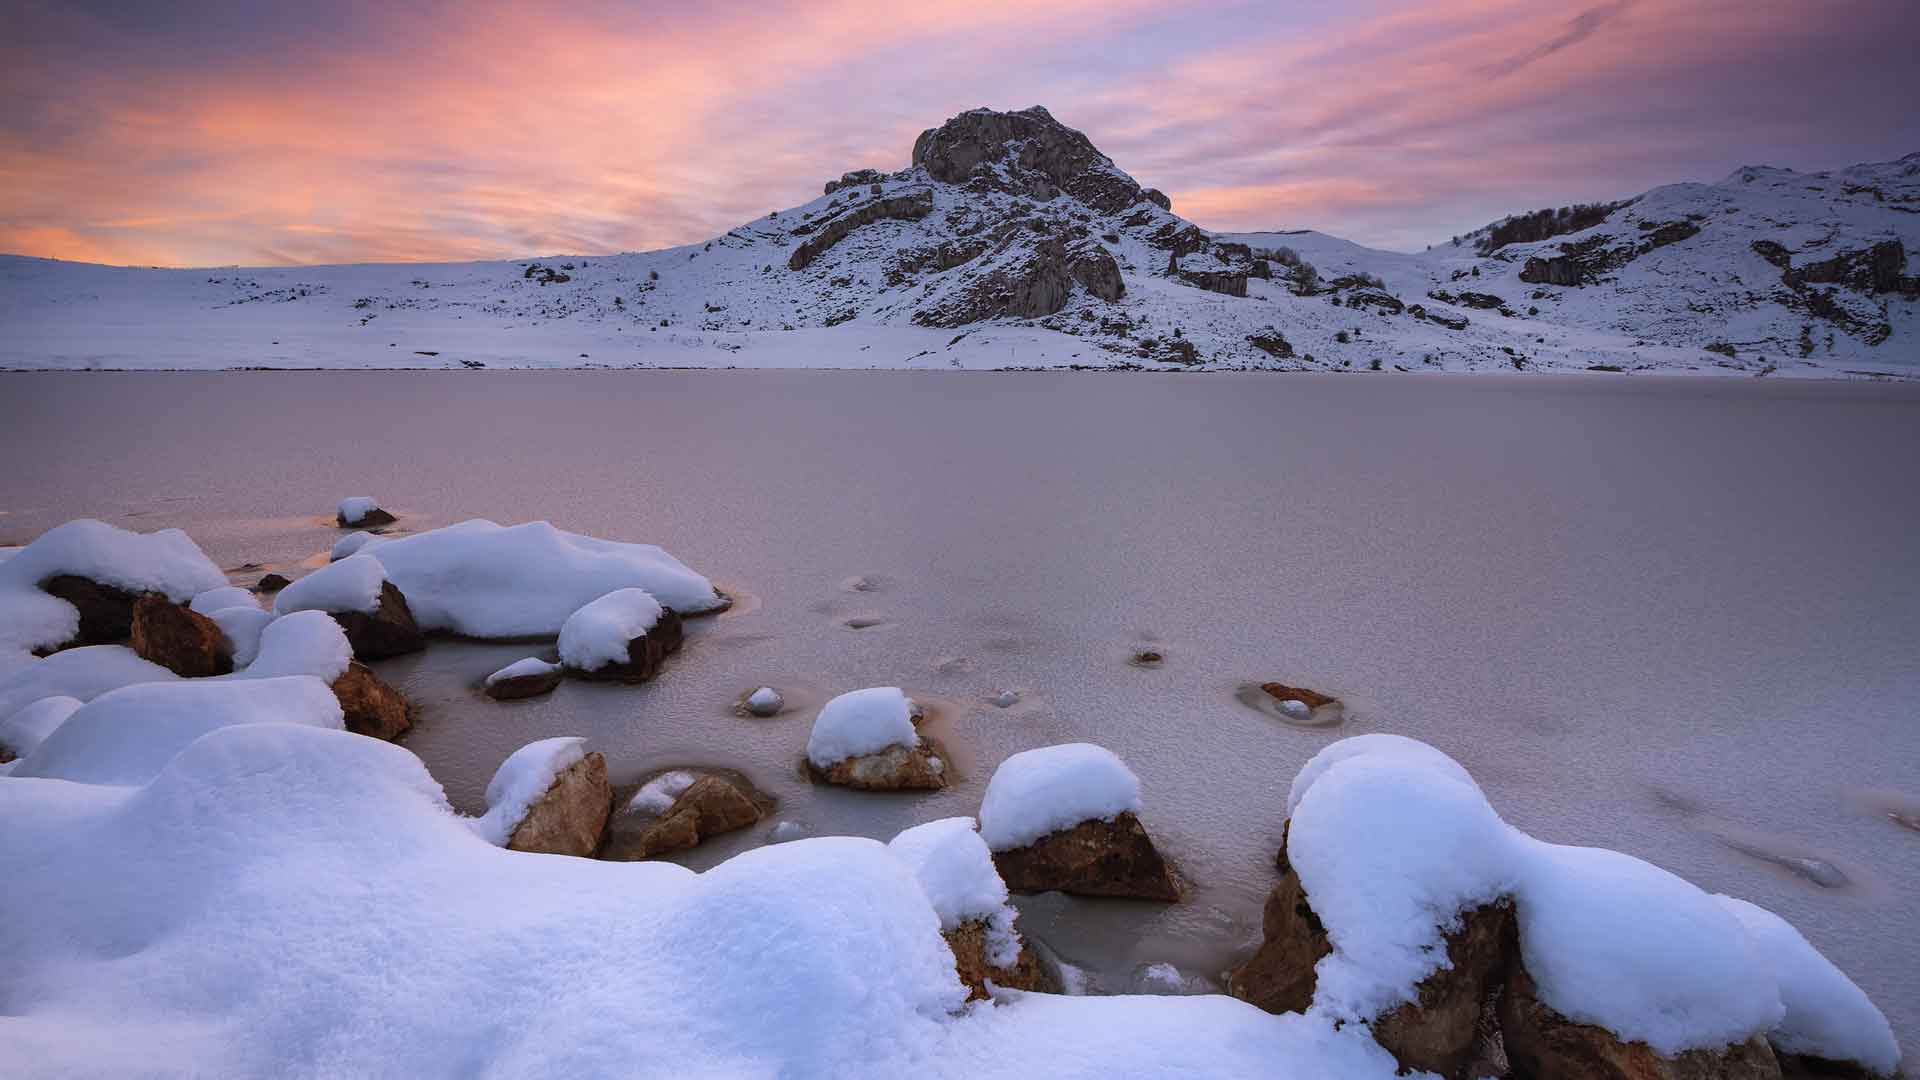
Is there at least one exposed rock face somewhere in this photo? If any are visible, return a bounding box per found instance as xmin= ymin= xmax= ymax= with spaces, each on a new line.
xmin=1178 ymin=269 xmax=1248 ymax=298
xmin=1520 ymin=255 xmax=1586 ymax=286
xmin=1248 ymin=329 xmax=1295 ymax=358
xmin=911 ymin=106 xmax=1146 ymax=215
xmin=1068 ymin=241 xmax=1125 ymax=301
xmin=789 ymin=189 xmax=935 ymax=271
xmin=331 ymin=661 xmax=412 ymax=741
xmin=39 ymin=575 xmax=141 ymax=645
xmin=1230 ymin=830 xmax=1515 ymax=1079
xmin=991 ymin=811 xmax=1179 ymax=901
xmin=130 ymin=595 xmax=233 ymax=677
xmin=485 ymin=665 xmax=564 ymax=701
xmin=816 ymin=738 xmax=948 ymax=791
xmin=566 ymin=606 xmax=684 ymax=683
xmin=824 ymin=168 xmax=886 ymax=195
xmin=1455 ymin=291 xmax=1507 ymax=310
xmin=253 ymin=573 xmax=291 ymax=593
xmin=1500 ymin=965 xmax=1782 ymax=1080
xmin=1141 ymin=187 xmax=1171 ymax=211
xmin=631 ymin=775 xmax=763 ymax=857
xmin=506 ymin=751 xmax=612 ymax=858
xmin=944 ymin=918 xmax=1055 ymax=1000
xmin=1787 ymin=239 xmax=1909 ymax=294
xmin=330 ymin=581 xmax=426 ymax=660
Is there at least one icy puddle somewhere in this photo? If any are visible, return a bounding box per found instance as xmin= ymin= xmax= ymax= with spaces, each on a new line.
xmin=3 ymin=369 xmax=1919 ymax=1043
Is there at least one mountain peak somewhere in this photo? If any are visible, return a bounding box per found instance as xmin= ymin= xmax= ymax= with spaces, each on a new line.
xmin=909 ymin=105 xmax=1164 ymax=216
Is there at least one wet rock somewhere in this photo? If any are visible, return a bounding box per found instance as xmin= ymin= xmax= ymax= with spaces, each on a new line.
xmin=631 ymin=775 xmax=764 ymax=857
xmin=39 ymin=575 xmax=141 ymax=645
xmin=253 ymin=573 xmax=292 ymax=593
xmin=330 ymin=581 xmax=426 ymax=660
xmin=331 ymin=660 xmax=412 ymax=741
xmin=1500 ymin=964 xmax=1781 ymax=1080
xmin=566 ymin=607 xmax=683 ymax=683
xmin=816 ymin=738 xmax=949 ymax=791
xmin=129 ymin=595 xmax=233 ymax=677
xmin=506 ymin=751 xmax=612 ymax=858
xmin=991 ymin=811 xmax=1179 ymax=901
xmin=944 ymin=918 xmax=1055 ymax=1000
xmin=1230 ymin=830 xmax=1515 ymax=1078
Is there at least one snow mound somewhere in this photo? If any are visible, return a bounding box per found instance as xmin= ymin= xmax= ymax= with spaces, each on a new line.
xmin=1286 ymin=731 xmax=1480 ymax=817
xmin=8 ymin=676 xmax=343 ymax=786
xmin=207 ymin=605 xmax=274 ymax=667
xmin=236 ymin=610 xmax=354 ymax=682
xmin=470 ymin=736 xmax=588 ymax=846
xmin=273 ymin=553 xmax=387 ymax=616
xmin=0 ymin=520 xmax=227 ymax=667
xmin=978 ymin=742 xmax=1143 ymax=851
xmin=336 ymin=496 xmax=383 ymax=524
xmin=888 ymin=817 xmax=1012 ymax=931
xmin=330 ymin=530 xmax=382 ymax=561
xmin=1715 ymin=896 xmax=1901 ymax=1074
xmin=557 ymin=588 xmax=664 ymax=672
xmin=0 ymin=695 xmax=83 ymax=758
xmin=316 ymin=519 xmax=724 ymax=637
xmin=189 ymin=586 xmax=258 ymax=615
xmin=485 ymin=656 xmax=561 ymax=687
xmin=626 ymin=769 xmax=698 ymax=815
xmin=0 ymin=644 xmax=178 ymax=718
xmin=806 ymin=686 xmax=918 ymax=768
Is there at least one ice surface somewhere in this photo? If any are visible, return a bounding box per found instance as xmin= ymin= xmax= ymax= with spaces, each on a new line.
xmin=337 ymin=496 xmax=382 ymax=524
xmin=8 ymin=676 xmax=342 ymax=786
xmin=0 ymin=519 xmax=226 ymax=668
xmin=557 ymin=588 xmax=664 ymax=672
xmin=978 ymin=743 xmax=1143 ymax=851
xmin=273 ymin=553 xmax=387 ymax=616
xmin=469 ymin=736 xmax=588 ymax=846
xmin=0 ymin=695 xmax=83 ymax=757
xmin=806 ymin=686 xmax=918 ymax=768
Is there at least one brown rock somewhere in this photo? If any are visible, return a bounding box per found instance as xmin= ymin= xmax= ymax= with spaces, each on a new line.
xmin=944 ymin=918 xmax=1056 ymax=1000
xmin=484 ymin=664 xmax=564 ymax=701
xmin=991 ymin=811 xmax=1179 ymax=901
xmin=329 ymin=580 xmax=426 ymax=661
xmin=39 ymin=575 xmax=142 ymax=645
xmin=567 ymin=607 xmax=683 ymax=683
xmin=817 ymin=738 xmax=949 ymax=791
xmin=1068 ymin=241 xmax=1125 ymax=302
xmin=1177 ymin=269 xmax=1248 ymax=298
xmin=507 ymin=751 xmax=612 ymax=858
xmin=1228 ymin=843 xmax=1329 ymax=1015
xmin=1501 ymin=964 xmax=1781 ymax=1080
xmin=1141 ymin=187 xmax=1172 ymax=212
xmin=130 ymin=595 xmax=234 ymax=677
xmin=253 ymin=573 xmax=292 ymax=593
xmin=336 ymin=507 xmax=396 ymax=527
xmin=633 ymin=775 xmax=763 ymax=857
xmin=330 ymin=661 xmax=412 ymax=741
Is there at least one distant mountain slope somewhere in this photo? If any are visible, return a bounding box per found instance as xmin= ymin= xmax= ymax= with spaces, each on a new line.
xmin=1 ymin=108 xmax=1914 ymax=375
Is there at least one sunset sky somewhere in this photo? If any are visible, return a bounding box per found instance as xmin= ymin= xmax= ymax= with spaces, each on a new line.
xmin=4 ymin=0 xmax=1916 ymax=267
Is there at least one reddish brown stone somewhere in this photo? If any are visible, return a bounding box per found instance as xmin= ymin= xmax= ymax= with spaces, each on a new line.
xmin=816 ymin=739 xmax=949 ymax=791
xmin=330 ymin=661 xmax=412 ymax=741
xmin=1500 ymin=964 xmax=1781 ymax=1080
xmin=130 ymin=595 xmax=234 ymax=677
xmin=567 ymin=607 xmax=683 ymax=683
xmin=632 ymin=775 xmax=763 ymax=857
xmin=484 ymin=665 xmax=564 ymax=701
xmin=39 ymin=575 xmax=143 ymax=645
xmin=253 ymin=573 xmax=292 ymax=593
xmin=991 ymin=811 xmax=1179 ymax=901
xmin=944 ymin=918 xmax=1055 ymax=1000
xmin=507 ymin=751 xmax=612 ymax=858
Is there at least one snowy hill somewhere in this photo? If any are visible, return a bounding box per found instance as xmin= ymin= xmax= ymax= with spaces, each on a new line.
xmin=2 ymin=107 xmax=1916 ymax=376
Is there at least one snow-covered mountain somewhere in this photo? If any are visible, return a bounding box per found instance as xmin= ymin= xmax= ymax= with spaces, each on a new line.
xmin=2 ymin=106 xmax=1916 ymax=375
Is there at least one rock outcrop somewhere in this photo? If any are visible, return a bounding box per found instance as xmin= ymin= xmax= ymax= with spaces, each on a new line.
xmin=39 ymin=575 xmax=141 ymax=646
xmin=129 ymin=595 xmax=233 ymax=677
xmin=484 ymin=664 xmax=563 ymax=700
xmin=328 ymin=580 xmax=425 ymax=661
xmin=991 ymin=811 xmax=1179 ymax=901
xmin=911 ymin=105 xmax=1151 ymax=215
xmin=815 ymin=738 xmax=949 ymax=791
xmin=630 ymin=775 xmax=763 ymax=857
xmin=506 ymin=751 xmax=612 ymax=858
xmin=565 ymin=606 xmax=683 ymax=683
xmin=944 ymin=918 xmax=1055 ymax=1000
xmin=331 ymin=661 xmax=412 ymax=741
xmin=789 ymin=189 xmax=935 ymax=271
xmin=1500 ymin=965 xmax=1782 ymax=1080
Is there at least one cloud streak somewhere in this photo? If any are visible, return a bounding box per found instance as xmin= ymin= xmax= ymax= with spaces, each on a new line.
xmin=2 ymin=0 xmax=1915 ymax=265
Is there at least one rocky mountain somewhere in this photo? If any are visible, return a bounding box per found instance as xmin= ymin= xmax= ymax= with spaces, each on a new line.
xmin=2 ymin=106 xmax=1915 ymax=375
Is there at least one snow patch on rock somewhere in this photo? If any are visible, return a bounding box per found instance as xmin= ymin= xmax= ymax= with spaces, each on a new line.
xmin=978 ymin=742 xmax=1144 ymax=851
xmin=470 ymin=736 xmax=589 ymax=846
xmin=557 ymin=588 xmax=664 ymax=672
xmin=805 ymin=686 xmax=918 ymax=769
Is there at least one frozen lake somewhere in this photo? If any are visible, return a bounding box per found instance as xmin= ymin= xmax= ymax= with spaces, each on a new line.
xmin=3 ymin=370 xmax=1916 ymax=1048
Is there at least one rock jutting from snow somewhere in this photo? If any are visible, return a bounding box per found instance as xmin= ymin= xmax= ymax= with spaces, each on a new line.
xmin=129 ymin=595 xmax=234 ymax=677
xmin=887 ymin=817 xmax=1054 ymax=1000
xmin=1500 ymin=965 xmax=1783 ymax=1080
xmin=273 ymin=555 xmax=427 ymax=660
xmin=335 ymin=497 xmax=396 ymax=528
xmin=805 ymin=687 xmax=948 ymax=791
xmin=978 ymin=743 xmax=1179 ymax=901
xmin=330 ymin=661 xmax=412 ymax=741
xmin=476 ymin=740 xmax=614 ymax=858
xmin=557 ymin=588 xmax=684 ymax=683
xmin=628 ymin=774 xmax=764 ymax=858
xmin=484 ymin=657 xmax=564 ymax=700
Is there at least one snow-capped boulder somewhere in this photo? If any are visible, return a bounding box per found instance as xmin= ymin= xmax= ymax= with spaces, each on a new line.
xmin=1500 ymin=965 xmax=1782 ymax=1080
xmin=888 ymin=817 xmax=1051 ymax=999
xmin=273 ymin=554 xmax=425 ymax=660
xmin=335 ymin=496 xmax=395 ymax=528
xmin=471 ymin=737 xmax=612 ymax=857
xmin=557 ymin=588 xmax=683 ymax=682
xmin=627 ymin=774 xmax=764 ymax=858
xmin=978 ymin=743 xmax=1178 ymax=901
xmin=238 ymin=611 xmax=409 ymax=740
xmin=0 ymin=520 xmax=226 ymax=662
xmin=805 ymin=687 xmax=947 ymax=791
xmin=483 ymin=657 xmax=564 ymax=700
xmin=130 ymin=595 xmax=234 ymax=677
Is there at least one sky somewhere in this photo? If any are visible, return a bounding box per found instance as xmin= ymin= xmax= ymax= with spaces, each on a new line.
xmin=2 ymin=0 xmax=1917 ymax=267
